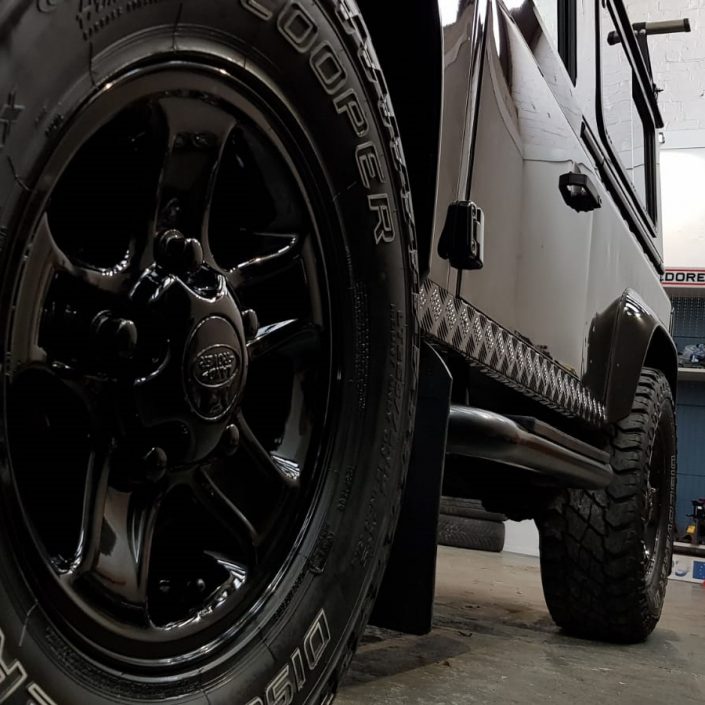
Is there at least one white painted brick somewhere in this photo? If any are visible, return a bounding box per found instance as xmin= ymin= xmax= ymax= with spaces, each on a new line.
xmin=626 ymin=0 xmax=705 ymax=134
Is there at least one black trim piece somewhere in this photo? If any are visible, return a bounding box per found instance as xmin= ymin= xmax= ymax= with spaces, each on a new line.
xmin=581 ymin=122 xmax=664 ymax=274
xmin=559 ymin=170 xmax=602 ymax=212
xmin=595 ymin=0 xmax=660 ymax=225
xmin=419 ymin=279 xmax=606 ymax=426
xmin=558 ymin=0 xmax=578 ymax=84
xmin=371 ymin=342 xmax=451 ymax=635
xmin=463 ymin=2 xmax=490 ymax=202
xmin=585 ymin=289 xmax=677 ymax=422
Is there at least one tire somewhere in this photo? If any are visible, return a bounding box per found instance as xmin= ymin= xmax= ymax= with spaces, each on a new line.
xmin=438 ymin=515 xmax=506 ymax=553
xmin=0 ymin=3 xmax=419 ymax=704
xmin=440 ymin=496 xmax=507 ymax=522
xmin=538 ymin=369 xmax=676 ymax=643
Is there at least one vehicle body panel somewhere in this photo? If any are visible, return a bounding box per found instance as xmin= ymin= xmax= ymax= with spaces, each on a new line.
xmin=431 ymin=0 xmax=672 ymax=397
xmin=371 ymin=0 xmax=680 ymax=637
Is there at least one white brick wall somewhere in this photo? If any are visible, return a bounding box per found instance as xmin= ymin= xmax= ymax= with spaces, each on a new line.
xmin=625 ymin=0 xmax=705 ymax=134
xmin=624 ymin=1 xmax=705 ymax=267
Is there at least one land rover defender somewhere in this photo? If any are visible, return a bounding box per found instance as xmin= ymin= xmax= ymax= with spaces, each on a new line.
xmin=0 ymin=1 xmax=688 ymax=703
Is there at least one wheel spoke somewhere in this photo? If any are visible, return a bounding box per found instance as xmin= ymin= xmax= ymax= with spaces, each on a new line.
xmin=226 ymin=232 xmax=304 ymax=289
xmin=68 ymin=439 xmax=113 ymax=576
xmin=10 ymin=215 xmax=134 ymax=376
xmin=238 ymin=414 xmax=301 ymax=489
xmin=154 ymin=97 xmax=236 ymax=258
xmin=10 ymin=216 xmax=87 ymax=368
xmin=35 ymin=214 xmax=133 ymax=294
xmin=87 ymin=482 xmax=164 ymax=610
xmin=191 ymin=469 xmax=259 ymax=549
xmin=246 ymin=319 xmax=321 ymax=362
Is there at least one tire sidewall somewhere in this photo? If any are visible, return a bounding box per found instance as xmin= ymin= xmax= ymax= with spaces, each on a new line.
xmin=0 ymin=2 xmax=418 ymax=704
xmin=646 ymin=385 xmax=676 ymax=616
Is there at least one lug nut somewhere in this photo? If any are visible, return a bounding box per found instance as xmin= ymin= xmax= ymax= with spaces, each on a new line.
xmin=143 ymin=446 xmax=168 ymax=483
xmin=220 ymin=424 xmax=240 ymax=456
xmin=92 ymin=312 xmax=138 ymax=359
xmin=156 ymin=229 xmax=204 ymax=274
xmin=242 ymin=309 xmax=259 ymax=340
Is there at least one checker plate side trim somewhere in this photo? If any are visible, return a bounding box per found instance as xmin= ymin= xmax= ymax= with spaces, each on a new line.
xmin=419 ymin=279 xmax=606 ymax=426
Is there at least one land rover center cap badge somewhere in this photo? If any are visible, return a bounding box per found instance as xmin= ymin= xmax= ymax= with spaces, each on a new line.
xmin=185 ymin=316 xmax=244 ymax=421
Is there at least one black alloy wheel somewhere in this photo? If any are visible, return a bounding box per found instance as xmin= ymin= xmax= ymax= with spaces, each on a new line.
xmin=8 ymin=67 xmax=332 ymax=660
xmin=0 ymin=3 xmax=419 ymax=704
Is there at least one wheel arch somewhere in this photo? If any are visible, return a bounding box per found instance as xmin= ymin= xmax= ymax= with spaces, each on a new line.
xmin=585 ymin=289 xmax=678 ymax=424
xmin=356 ymin=0 xmax=443 ymax=277
xmin=643 ymin=325 xmax=678 ymax=399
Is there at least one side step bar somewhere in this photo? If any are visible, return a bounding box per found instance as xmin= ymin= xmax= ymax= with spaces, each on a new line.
xmin=447 ymin=406 xmax=613 ymax=490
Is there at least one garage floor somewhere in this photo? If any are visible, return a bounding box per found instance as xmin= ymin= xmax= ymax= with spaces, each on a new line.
xmin=338 ymin=547 xmax=705 ymax=705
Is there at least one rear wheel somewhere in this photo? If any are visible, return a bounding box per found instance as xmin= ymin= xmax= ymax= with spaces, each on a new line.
xmin=0 ymin=2 xmax=418 ymax=703
xmin=538 ymin=369 xmax=676 ymax=643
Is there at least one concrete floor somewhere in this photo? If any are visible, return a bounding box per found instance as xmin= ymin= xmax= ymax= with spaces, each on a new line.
xmin=338 ymin=547 xmax=705 ymax=705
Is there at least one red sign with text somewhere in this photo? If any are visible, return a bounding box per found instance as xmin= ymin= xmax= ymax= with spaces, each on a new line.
xmin=662 ymin=269 xmax=705 ymax=287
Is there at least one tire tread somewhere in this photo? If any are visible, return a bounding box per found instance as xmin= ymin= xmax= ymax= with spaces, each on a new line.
xmin=538 ymin=369 xmax=676 ymax=644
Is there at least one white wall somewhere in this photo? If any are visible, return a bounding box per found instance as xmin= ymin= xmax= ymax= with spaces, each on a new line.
xmin=661 ymin=146 xmax=705 ymax=267
xmin=625 ymin=0 xmax=705 ymax=134
xmin=504 ymin=520 xmax=540 ymax=557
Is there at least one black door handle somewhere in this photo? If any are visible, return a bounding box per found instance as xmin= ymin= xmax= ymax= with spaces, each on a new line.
xmin=559 ymin=171 xmax=602 ymax=212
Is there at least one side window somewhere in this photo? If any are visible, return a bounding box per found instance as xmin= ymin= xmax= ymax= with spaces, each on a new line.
xmin=532 ymin=0 xmax=577 ymax=82
xmin=599 ymin=2 xmax=655 ymax=219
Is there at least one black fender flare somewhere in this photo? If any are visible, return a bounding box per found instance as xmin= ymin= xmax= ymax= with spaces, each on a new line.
xmin=585 ymin=289 xmax=677 ymax=424
xmin=356 ymin=0 xmax=443 ymax=278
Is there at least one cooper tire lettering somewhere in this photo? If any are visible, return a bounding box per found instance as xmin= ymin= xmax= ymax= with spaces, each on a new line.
xmin=249 ymin=610 xmax=331 ymax=704
xmin=303 ymin=609 xmax=331 ymax=670
xmin=265 ymin=666 xmax=295 ymax=705
xmin=290 ymin=648 xmax=306 ymax=690
xmin=310 ymin=43 xmax=347 ymax=96
xmin=241 ymin=0 xmax=274 ymax=21
xmin=0 ymin=629 xmax=27 ymax=703
xmin=278 ymin=3 xmax=318 ymax=53
xmin=334 ymin=90 xmax=369 ymax=138
xmin=356 ymin=142 xmax=385 ymax=189
xmin=0 ymin=629 xmax=52 ymax=705
xmin=368 ymin=194 xmax=396 ymax=245
xmin=26 ymin=683 xmax=58 ymax=705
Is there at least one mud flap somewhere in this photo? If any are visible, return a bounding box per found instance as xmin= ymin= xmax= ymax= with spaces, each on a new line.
xmin=370 ymin=342 xmax=451 ymax=635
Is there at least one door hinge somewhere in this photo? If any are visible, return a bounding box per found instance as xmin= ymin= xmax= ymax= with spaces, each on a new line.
xmin=438 ymin=201 xmax=484 ymax=271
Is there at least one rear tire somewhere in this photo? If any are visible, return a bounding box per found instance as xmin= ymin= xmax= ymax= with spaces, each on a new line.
xmin=538 ymin=369 xmax=676 ymax=643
